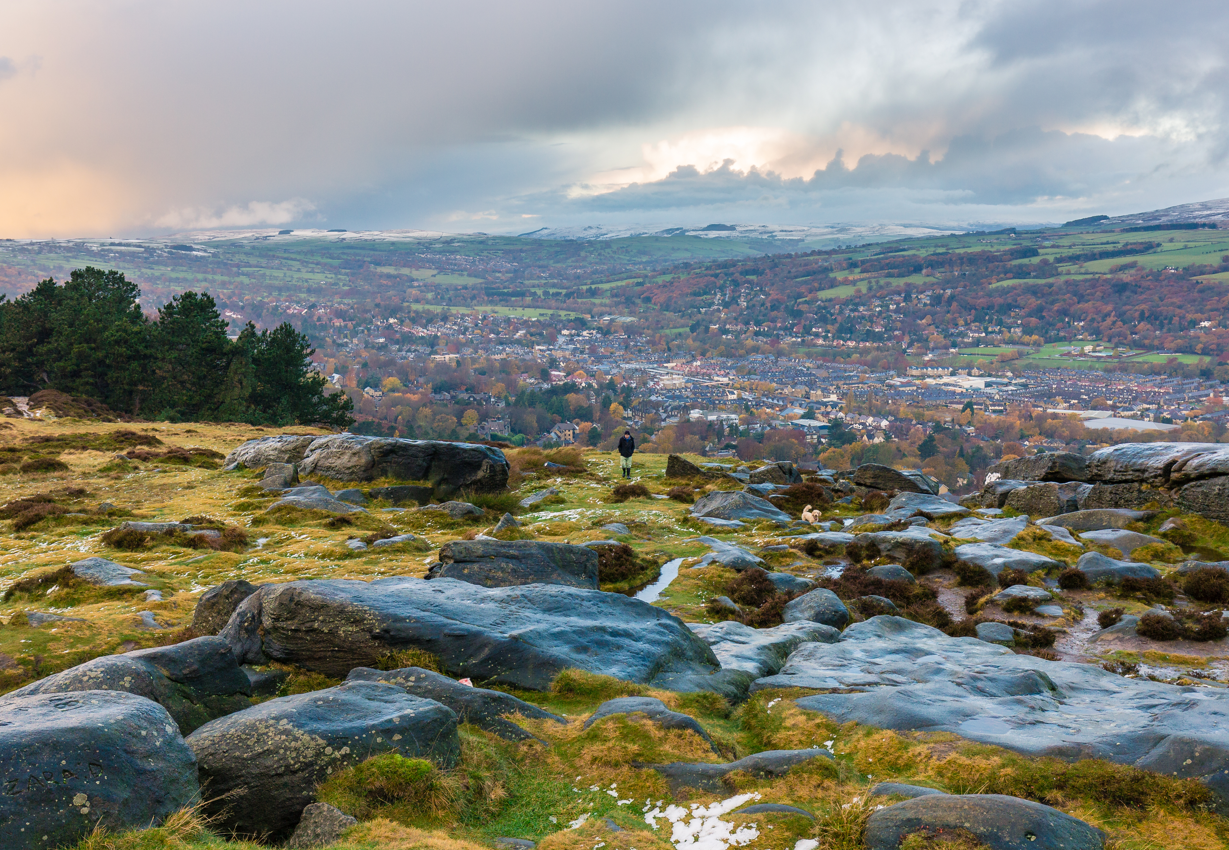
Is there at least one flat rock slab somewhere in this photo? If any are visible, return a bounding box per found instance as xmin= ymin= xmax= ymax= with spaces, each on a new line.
xmin=1075 ymin=551 xmax=1161 ymax=583
xmin=299 ymin=435 xmax=509 ymax=497
xmin=993 ymin=585 xmax=1053 ymax=603
xmin=642 ymin=748 xmax=832 ymax=793
xmin=1079 ymin=528 xmax=1167 ymax=557
xmin=865 ymin=793 xmax=1105 ymax=850
xmin=268 ymin=484 xmax=365 ymax=515
xmin=1036 ymin=509 xmax=1153 ymax=531
xmin=888 ymin=492 xmax=969 ymax=520
xmin=221 ymin=577 xmax=719 ymax=689
xmin=71 ymin=556 xmax=146 ymax=587
xmin=432 ymin=539 xmax=599 ymax=589
xmin=187 ymin=681 xmax=460 ymax=839
xmin=346 ymin=665 xmax=564 ymax=742
xmin=691 ymin=490 xmax=791 ymax=525
xmin=976 ymin=621 xmax=1015 ymax=646
xmin=689 ymin=620 xmax=839 ymax=680
xmin=5 ymin=636 xmax=251 ymax=734
xmin=584 ymin=696 xmax=717 ymax=752
xmin=1038 ymin=524 xmax=1082 ymax=546
xmin=949 ymin=516 xmax=1029 ymax=545
xmin=0 ymin=691 xmax=199 ymax=850
xmin=756 ymin=616 xmax=1229 ymax=808
xmin=955 ymin=543 xmax=1062 ymax=577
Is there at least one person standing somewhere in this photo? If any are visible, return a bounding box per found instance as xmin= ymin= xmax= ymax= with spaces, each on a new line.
xmin=617 ymin=430 xmax=635 ymax=478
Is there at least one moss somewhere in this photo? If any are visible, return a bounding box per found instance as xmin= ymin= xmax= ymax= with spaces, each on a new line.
xmin=551 ymin=669 xmax=646 ymax=704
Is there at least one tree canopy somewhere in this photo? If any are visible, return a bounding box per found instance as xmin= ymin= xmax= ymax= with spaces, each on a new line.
xmin=0 ymin=267 xmax=353 ymax=427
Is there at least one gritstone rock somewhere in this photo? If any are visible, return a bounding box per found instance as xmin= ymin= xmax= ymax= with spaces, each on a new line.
xmin=430 ymin=539 xmax=599 ymax=589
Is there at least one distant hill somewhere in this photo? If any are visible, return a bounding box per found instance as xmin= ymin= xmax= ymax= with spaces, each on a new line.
xmin=1100 ymin=197 xmax=1229 ymax=228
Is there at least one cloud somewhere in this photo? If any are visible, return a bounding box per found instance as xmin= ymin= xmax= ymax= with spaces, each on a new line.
xmin=153 ymin=199 xmax=317 ymax=231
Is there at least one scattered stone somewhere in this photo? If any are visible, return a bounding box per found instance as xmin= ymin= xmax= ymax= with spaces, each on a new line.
xmin=334 ymin=488 xmax=368 ymax=505
xmin=1079 ymin=528 xmax=1168 ymax=557
xmin=286 ymin=802 xmax=358 ymax=849
xmin=976 ymin=621 xmax=1016 ymax=646
xmin=344 ymin=538 xmax=367 ymax=551
xmin=691 ymin=490 xmax=792 ymax=525
xmin=259 ymin=462 xmax=300 ymax=491
xmin=601 ymin=522 xmax=630 ymax=535
xmin=765 ymin=572 xmax=816 ymax=594
xmin=710 ymin=595 xmax=741 ymax=614
xmin=418 ymin=500 xmax=484 ymax=519
xmin=857 ymin=595 xmax=899 ymax=616
xmin=584 ymin=696 xmax=718 ymax=752
xmin=223 ymin=435 xmax=318 ymax=470
xmin=870 ymin=782 xmax=947 ymax=799
xmin=887 ymin=492 xmax=969 ymax=520
xmin=1036 ymin=508 xmax=1154 ymax=531
xmin=520 ymin=488 xmax=559 ymax=508
xmin=666 ymin=454 xmax=731 ymax=480
xmin=368 ymin=484 xmax=434 ymax=505
xmin=71 ymin=556 xmax=147 ymax=587
xmin=25 ymin=610 xmax=85 ymax=626
xmin=991 ymin=452 xmax=1089 ymax=483
xmin=0 ymin=691 xmax=200 ymax=850
xmin=431 ymin=539 xmax=599 ymax=589
xmin=221 ymin=577 xmax=720 ymax=688
xmin=134 ymin=611 xmax=167 ymax=630
xmin=782 ymin=588 xmax=850 ymax=629
xmin=370 ymin=533 xmax=420 ymax=549
xmin=1087 ymin=614 xmax=1140 ymax=643
xmin=954 ymin=543 xmax=1062 ymax=578
xmin=268 ymin=484 xmax=365 ymax=515
xmin=1075 ymin=551 xmax=1162 ymax=583
xmin=748 ymin=461 xmax=803 ymax=485
xmin=853 ymin=464 xmax=940 ymax=494
xmin=187 ymin=681 xmax=461 ymax=839
xmin=949 ymin=516 xmax=1029 ymax=545
xmin=493 ymin=512 xmax=520 ymax=532
xmin=644 ymin=749 xmax=832 ymax=793
xmin=864 ymin=793 xmax=1106 ymax=850
xmin=298 ymin=435 xmax=509 ymax=496
xmin=347 ymin=666 xmax=565 ymax=742
xmin=866 ymin=564 xmax=916 ymax=583
xmin=993 ymin=585 xmax=1053 ymax=604
xmin=857 ymin=529 xmax=947 ymax=572
xmin=192 ymin=579 xmax=260 ymax=634
xmin=1035 ymin=604 xmax=1064 ymax=617
xmin=143 ymin=589 xmax=163 ymax=602
xmin=695 ymin=536 xmax=765 ymax=570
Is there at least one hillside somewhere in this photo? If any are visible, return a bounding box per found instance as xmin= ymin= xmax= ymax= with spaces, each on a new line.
xmin=2 ymin=420 xmax=1229 ymax=849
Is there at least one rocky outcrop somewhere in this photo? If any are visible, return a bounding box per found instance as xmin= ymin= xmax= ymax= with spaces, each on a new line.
xmin=192 ymin=579 xmax=260 ymax=634
xmin=267 ymin=484 xmax=366 ymax=515
xmin=1003 ymin=481 xmax=1089 ymax=516
xmin=4 ymin=636 xmax=251 ymax=734
xmin=690 ymin=490 xmax=792 ymax=525
xmin=187 ymin=681 xmax=459 ymax=839
xmin=990 ymin=451 xmax=1088 ymax=483
xmin=864 ymin=794 xmax=1105 ymax=850
xmin=298 ymin=435 xmax=509 ymax=495
xmin=887 ymin=492 xmax=969 ymax=520
xmin=1036 ymin=508 xmax=1153 ymax=531
xmin=748 ymin=461 xmax=803 ymax=485
xmin=852 ymin=464 xmax=939 ymax=495
xmin=223 ymin=434 xmax=318 ymax=470
xmin=1175 ymin=476 xmax=1229 ymax=524
xmin=665 ymin=454 xmax=731 ymax=480
xmin=220 ymin=577 xmax=720 ymax=689
xmin=431 ymin=539 xmax=600 ymax=589
xmin=0 ymin=691 xmax=199 ymax=850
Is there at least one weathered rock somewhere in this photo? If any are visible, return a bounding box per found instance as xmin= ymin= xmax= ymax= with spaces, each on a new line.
xmin=666 ymin=454 xmax=730 ymax=480
xmin=259 ymin=462 xmax=300 ymax=491
xmin=187 ymin=681 xmax=460 ymax=839
xmin=1081 ymin=481 xmax=1171 ymax=511
xmin=192 ymin=579 xmax=260 ymax=634
xmin=370 ymin=533 xmax=421 ymax=549
xmin=642 ymin=749 xmax=832 ymax=793
xmin=369 ymin=484 xmax=434 ymax=505
xmin=431 ymin=539 xmax=599 ymax=589
xmin=949 ymin=516 xmax=1029 ymax=545
xmin=1175 ymin=476 xmax=1229 ymax=524
xmin=1036 ymin=508 xmax=1153 ymax=531
xmin=0 ymin=691 xmax=199 ymax=850
xmin=1087 ymin=615 xmax=1140 ymax=643
xmin=846 ymin=513 xmax=894 ymax=530
xmin=853 ymin=464 xmax=939 ymax=494
xmin=268 ymin=484 xmax=365 ymax=515
xmin=346 ymin=666 xmax=564 ymax=742
xmin=1176 ymin=560 xmax=1229 ymax=575
xmin=765 ymin=572 xmax=816 ymax=594
xmin=1079 ymin=528 xmax=1167 ymax=557
xmin=697 ymin=516 xmax=745 ymax=529
xmin=221 ymin=577 xmax=720 ymax=688
xmin=687 ymin=620 xmax=840 ymax=682
xmin=286 ymin=802 xmax=357 ymax=849
xmin=602 ymin=522 xmax=630 ymax=535
xmin=71 ymin=556 xmax=146 ymax=587
xmin=857 ymin=529 xmax=947 ymax=573
xmin=26 ymin=610 xmax=85 ymax=626
xmin=788 ymin=531 xmax=856 ymax=554
xmin=748 ymin=461 xmax=803 ymax=485
xmin=1038 ymin=523 xmax=1083 ymax=546
xmin=223 ymin=434 xmax=318 ymax=471
xmin=419 ymin=500 xmax=484 ymax=519
xmin=519 ymin=488 xmax=559 ymax=509
xmin=976 ymin=621 xmax=1016 ymax=646
xmin=864 ymin=794 xmax=1105 ymax=850
xmin=993 ymin=585 xmax=1053 ymax=603
xmin=991 ymin=451 xmax=1089 ymax=483
xmin=732 ymin=803 xmax=815 ymax=819
xmin=334 ymin=488 xmax=367 ymax=505
xmin=584 ymin=696 xmax=717 ymax=752
xmin=1086 ymin=441 xmax=1229 ymax=485
xmin=345 ymin=538 xmax=367 ymax=551
xmin=968 ymin=478 xmax=1031 ymax=508
xmin=5 ymin=636 xmax=252 ymax=734
xmin=1075 ymin=551 xmax=1162 ymax=583
xmin=691 ymin=490 xmax=792 ymax=525
xmin=494 ymin=512 xmax=520 ymax=532
xmin=760 ymin=616 xmax=1229 ymax=809
xmin=695 ymin=536 xmax=765 ymax=570
xmin=887 ymin=492 xmax=969 ymax=520
xmin=299 ymin=435 xmax=509 ymax=497
xmin=955 ymin=543 xmax=1062 ymax=578
xmin=870 ymin=782 xmax=947 ymax=799
xmin=866 ymin=564 xmax=916 ymax=583
xmin=1003 ymin=481 xmax=1088 ymax=516
xmin=782 ymin=588 xmax=850 ymax=629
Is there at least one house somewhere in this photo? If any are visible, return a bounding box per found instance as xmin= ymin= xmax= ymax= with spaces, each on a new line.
xmin=477 ymin=418 xmax=509 ymax=439
xmin=549 ymin=422 xmax=580 ymax=445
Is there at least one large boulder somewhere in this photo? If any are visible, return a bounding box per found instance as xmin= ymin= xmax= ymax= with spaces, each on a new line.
xmin=666 ymin=454 xmax=728 ymax=480
xmin=1075 ymin=551 xmax=1162 ymax=583
xmin=757 ymin=616 xmax=1229 ymax=809
xmin=1081 ymin=481 xmax=1171 ymax=511
xmin=369 ymin=484 xmax=434 ymax=505
xmin=1176 ymin=476 xmax=1229 ymax=524
xmin=298 ymin=435 xmax=509 ymax=496
xmin=187 ymin=681 xmax=459 ymax=839
xmin=864 ymin=794 xmax=1105 ymax=850
xmin=748 ymin=461 xmax=803 ymax=485
xmin=1003 ymin=481 xmax=1088 ymax=516
xmin=990 ymin=452 xmax=1088 ymax=483
xmin=852 ymin=464 xmax=939 ymax=495
xmin=220 ymin=577 xmax=720 ymax=689
xmin=782 ymin=588 xmax=850 ymax=629
xmin=191 ymin=579 xmax=260 ymax=634
xmin=70 ymin=556 xmax=146 ymax=587
xmin=966 ymin=478 xmax=1030 ymax=509
xmin=4 ymin=636 xmax=251 ymax=734
xmin=346 ymin=666 xmax=564 ymax=742
xmin=1086 ymin=442 xmax=1229 ymax=485
xmin=690 ymin=490 xmax=792 ymax=525
xmin=955 ymin=543 xmax=1063 ymax=578
xmin=0 ymin=691 xmax=199 ymax=850
xmin=430 ymin=540 xmax=599 ymax=589
xmin=223 ymin=434 xmax=318 ymax=471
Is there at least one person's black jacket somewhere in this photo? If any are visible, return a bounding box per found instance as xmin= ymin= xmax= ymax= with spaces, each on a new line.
xmin=617 ymin=434 xmax=635 ymax=457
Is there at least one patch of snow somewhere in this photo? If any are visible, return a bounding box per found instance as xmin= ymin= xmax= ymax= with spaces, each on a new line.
xmin=645 ymin=792 xmax=762 ymax=850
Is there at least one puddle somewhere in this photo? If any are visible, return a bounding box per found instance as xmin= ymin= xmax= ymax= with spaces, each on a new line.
xmin=635 ymin=558 xmax=685 ymax=603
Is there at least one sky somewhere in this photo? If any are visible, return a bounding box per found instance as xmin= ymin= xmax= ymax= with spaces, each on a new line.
xmin=2 ymin=0 xmax=1228 ymax=238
